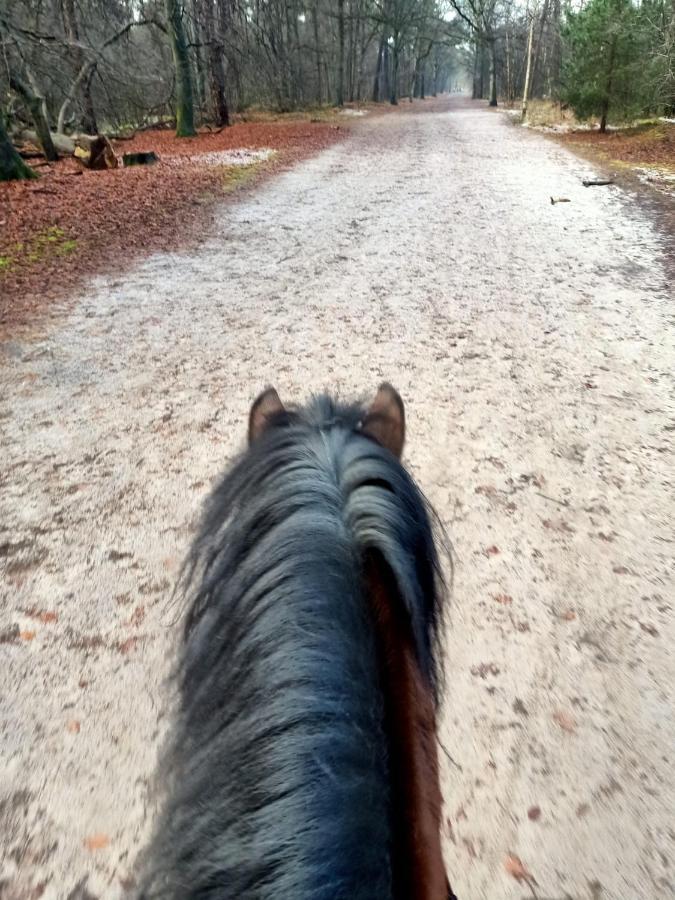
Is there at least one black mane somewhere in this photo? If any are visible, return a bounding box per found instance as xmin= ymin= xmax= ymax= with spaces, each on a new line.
xmin=140 ymin=394 xmax=444 ymax=899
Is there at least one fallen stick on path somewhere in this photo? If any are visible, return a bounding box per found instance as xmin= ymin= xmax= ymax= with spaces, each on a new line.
xmin=582 ymin=178 xmax=614 ymax=187
xmin=550 ymin=196 xmax=571 ymax=204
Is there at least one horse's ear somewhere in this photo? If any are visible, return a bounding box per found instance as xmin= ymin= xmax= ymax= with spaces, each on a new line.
xmin=249 ymin=387 xmax=286 ymax=445
xmin=361 ymin=383 xmax=405 ymax=458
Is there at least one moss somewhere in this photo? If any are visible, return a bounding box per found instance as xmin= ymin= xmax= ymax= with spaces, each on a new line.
xmin=56 ymin=239 xmax=78 ymax=255
xmin=218 ymin=160 xmax=267 ymax=193
xmin=0 ymin=226 xmax=77 ymax=276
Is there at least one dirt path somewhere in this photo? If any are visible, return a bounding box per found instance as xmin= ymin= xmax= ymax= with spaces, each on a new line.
xmin=1 ymin=97 xmax=673 ymax=900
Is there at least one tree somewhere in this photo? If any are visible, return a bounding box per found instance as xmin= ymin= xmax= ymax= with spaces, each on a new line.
xmin=165 ymin=0 xmax=196 ymax=136
xmin=521 ymin=3 xmax=536 ymax=121
xmin=61 ymin=0 xmax=98 ymax=133
xmin=337 ymin=0 xmax=346 ymax=105
xmin=0 ymin=107 xmax=37 ymax=180
xmin=448 ymin=0 xmax=499 ymax=105
xmin=562 ymin=0 xmax=648 ymax=132
xmin=9 ymin=70 xmax=58 ymax=160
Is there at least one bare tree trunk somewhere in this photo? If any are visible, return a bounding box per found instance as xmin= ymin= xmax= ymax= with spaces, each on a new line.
xmin=550 ymin=0 xmax=562 ymax=99
xmin=530 ymin=0 xmax=550 ymax=98
xmin=505 ymin=27 xmax=512 ymax=103
xmin=600 ymin=33 xmax=617 ymax=133
xmin=489 ymin=37 xmax=498 ymax=106
xmin=347 ymin=0 xmax=355 ymax=101
xmin=208 ymin=44 xmax=230 ymax=125
xmin=191 ymin=13 xmax=209 ymax=117
xmin=291 ymin=0 xmax=304 ymax=106
xmin=337 ymin=0 xmax=345 ymax=105
xmin=474 ymin=39 xmax=486 ymax=99
xmin=9 ymin=74 xmax=58 ymax=161
xmin=373 ymin=32 xmax=386 ymax=101
xmin=0 ymin=109 xmax=37 ymax=180
xmin=472 ymin=40 xmax=480 ymax=98
xmin=391 ymin=36 xmax=400 ymax=104
xmin=206 ymin=0 xmax=229 ymax=125
xmin=521 ymin=10 xmax=535 ymax=121
xmin=165 ymin=0 xmax=196 ymax=136
xmin=61 ymin=0 xmax=98 ymax=133
xmin=313 ymin=0 xmax=323 ymax=103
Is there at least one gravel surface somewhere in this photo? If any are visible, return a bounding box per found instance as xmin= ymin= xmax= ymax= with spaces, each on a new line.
xmin=1 ymin=97 xmax=673 ymax=899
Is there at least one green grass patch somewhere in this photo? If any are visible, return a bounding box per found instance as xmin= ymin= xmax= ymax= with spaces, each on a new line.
xmin=217 ymin=160 xmax=269 ymax=193
xmin=0 ymin=226 xmax=78 ymax=275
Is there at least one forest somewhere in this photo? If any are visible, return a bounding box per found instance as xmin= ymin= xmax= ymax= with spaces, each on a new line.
xmin=0 ymin=0 xmax=674 ymax=179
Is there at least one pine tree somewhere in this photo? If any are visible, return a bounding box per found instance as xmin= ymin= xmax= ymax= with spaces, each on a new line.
xmin=562 ymin=0 xmax=649 ymax=131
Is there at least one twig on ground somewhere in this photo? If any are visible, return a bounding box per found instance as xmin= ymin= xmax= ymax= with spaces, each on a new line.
xmin=535 ymin=491 xmax=570 ymax=508
xmin=439 ymin=739 xmax=463 ymax=771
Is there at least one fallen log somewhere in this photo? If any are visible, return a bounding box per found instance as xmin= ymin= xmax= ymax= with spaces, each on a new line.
xmin=550 ymin=196 xmax=571 ymax=205
xmin=19 ymin=129 xmax=77 ymax=155
xmin=18 ymin=148 xmax=46 ymax=160
xmin=19 ymin=129 xmax=119 ymax=169
xmin=582 ymin=178 xmax=614 ymax=187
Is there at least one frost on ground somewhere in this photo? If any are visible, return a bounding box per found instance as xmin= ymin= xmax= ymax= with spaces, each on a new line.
xmin=634 ymin=165 xmax=675 ymax=194
xmin=163 ymin=147 xmax=275 ymax=167
xmin=0 ymin=98 xmax=673 ymax=899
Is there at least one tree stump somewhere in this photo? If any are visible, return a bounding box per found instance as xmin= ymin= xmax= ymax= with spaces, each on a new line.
xmin=122 ymin=151 xmax=159 ymax=167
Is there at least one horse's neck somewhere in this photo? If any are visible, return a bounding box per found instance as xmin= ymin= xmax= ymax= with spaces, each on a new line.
xmin=365 ymin=555 xmax=449 ymax=900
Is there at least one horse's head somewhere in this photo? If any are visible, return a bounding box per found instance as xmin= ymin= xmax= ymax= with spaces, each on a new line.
xmin=249 ymin=382 xmax=406 ymax=458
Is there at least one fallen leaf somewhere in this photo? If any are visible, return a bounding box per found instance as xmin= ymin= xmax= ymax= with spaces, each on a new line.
xmin=20 ymin=630 xmax=36 ymax=641
xmin=484 ymin=545 xmax=500 ymax=556
xmin=128 ymin=605 xmax=145 ymax=627
xmin=504 ymin=854 xmax=536 ymax=883
xmin=23 ymin=608 xmax=57 ymax=624
xmin=493 ymin=593 xmax=513 ymax=605
xmin=84 ymin=832 xmax=110 ymax=850
xmin=114 ymin=637 xmax=138 ymax=655
xmin=66 ymin=719 xmax=81 ymax=734
xmin=527 ymin=805 xmax=541 ymax=821
xmin=560 ymin=609 xmax=576 ymax=621
xmin=552 ymin=709 xmax=577 ymax=732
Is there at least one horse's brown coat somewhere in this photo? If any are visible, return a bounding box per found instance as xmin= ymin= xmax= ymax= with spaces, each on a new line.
xmin=366 ymin=554 xmax=450 ymax=900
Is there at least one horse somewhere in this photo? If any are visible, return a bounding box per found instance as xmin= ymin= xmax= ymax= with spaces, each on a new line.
xmin=140 ymin=384 xmax=456 ymax=900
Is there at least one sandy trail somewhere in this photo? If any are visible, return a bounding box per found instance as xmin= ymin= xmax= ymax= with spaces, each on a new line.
xmin=1 ymin=97 xmax=673 ymax=899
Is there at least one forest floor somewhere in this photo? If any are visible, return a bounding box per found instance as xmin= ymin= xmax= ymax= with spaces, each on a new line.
xmin=0 ymin=96 xmax=673 ymax=900
xmin=0 ymin=108 xmax=354 ymax=329
xmin=502 ymin=100 xmax=675 ymax=195
xmin=552 ymin=121 xmax=675 ymax=195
